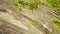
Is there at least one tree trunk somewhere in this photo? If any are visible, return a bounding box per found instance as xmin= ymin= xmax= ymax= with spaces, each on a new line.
xmin=0 ymin=0 xmax=60 ymax=34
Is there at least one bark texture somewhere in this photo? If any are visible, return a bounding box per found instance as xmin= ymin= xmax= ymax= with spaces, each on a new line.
xmin=0 ymin=0 xmax=60 ymax=34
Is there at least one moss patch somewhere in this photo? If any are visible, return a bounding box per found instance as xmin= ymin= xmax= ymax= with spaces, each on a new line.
xmin=51 ymin=19 xmax=60 ymax=32
xmin=13 ymin=0 xmax=40 ymax=12
xmin=47 ymin=0 xmax=60 ymax=14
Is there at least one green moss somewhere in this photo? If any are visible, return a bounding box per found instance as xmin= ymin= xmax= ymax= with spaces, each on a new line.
xmin=16 ymin=6 xmax=22 ymax=12
xmin=47 ymin=0 xmax=60 ymax=14
xmin=27 ymin=21 xmax=41 ymax=29
xmin=13 ymin=0 xmax=40 ymax=12
xmin=51 ymin=19 xmax=60 ymax=32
